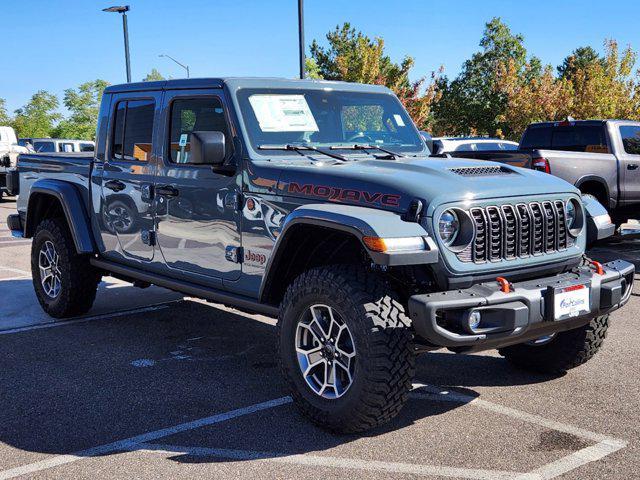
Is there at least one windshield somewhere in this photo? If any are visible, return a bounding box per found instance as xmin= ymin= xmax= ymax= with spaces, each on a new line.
xmin=236 ymin=88 xmax=425 ymax=155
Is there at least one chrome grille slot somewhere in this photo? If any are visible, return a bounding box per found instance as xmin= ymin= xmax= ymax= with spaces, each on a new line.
xmin=470 ymin=208 xmax=487 ymax=262
xmin=501 ymin=205 xmax=517 ymax=259
xmin=555 ymin=200 xmax=567 ymax=249
xmin=486 ymin=206 xmax=503 ymax=261
xmin=456 ymin=199 xmax=572 ymax=263
xmin=516 ymin=204 xmax=531 ymax=257
xmin=542 ymin=201 xmax=557 ymax=252
xmin=530 ymin=203 xmax=544 ymax=255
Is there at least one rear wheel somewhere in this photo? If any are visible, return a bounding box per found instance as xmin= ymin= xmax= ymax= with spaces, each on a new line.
xmin=278 ymin=265 xmax=415 ymax=433
xmin=499 ymin=315 xmax=609 ymax=374
xmin=31 ymin=218 xmax=102 ymax=318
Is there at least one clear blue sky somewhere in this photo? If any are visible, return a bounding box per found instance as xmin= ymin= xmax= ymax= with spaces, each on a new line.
xmin=2 ymin=0 xmax=639 ymax=113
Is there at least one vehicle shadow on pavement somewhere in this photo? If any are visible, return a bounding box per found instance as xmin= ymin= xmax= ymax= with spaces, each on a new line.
xmin=0 ymin=298 xmax=559 ymax=465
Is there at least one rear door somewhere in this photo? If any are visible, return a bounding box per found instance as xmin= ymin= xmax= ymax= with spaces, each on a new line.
xmin=616 ymin=123 xmax=640 ymax=203
xmin=153 ymin=89 xmax=242 ymax=280
xmin=99 ymin=92 xmax=162 ymax=262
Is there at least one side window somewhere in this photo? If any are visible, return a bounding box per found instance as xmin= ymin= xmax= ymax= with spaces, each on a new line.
xmin=168 ymin=97 xmax=230 ymax=164
xmin=80 ymin=143 xmax=95 ymax=152
xmin=111 ymin=99 xmax=155 ymax=161
xmin=34 ymin=141 xmax=55 ymax=153
xmin=620 ymin=126 xmax=640 ymax=155
xmin=59 ymin=143 xmax=74 ymax=153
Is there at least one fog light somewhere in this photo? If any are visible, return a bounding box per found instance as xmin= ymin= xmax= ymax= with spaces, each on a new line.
xmin=468 ymin=311 xmax=482 ymax=332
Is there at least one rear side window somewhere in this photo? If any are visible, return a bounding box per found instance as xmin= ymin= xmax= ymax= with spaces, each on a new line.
xmin=59 ymin=143 xmax=74 ymax=152
xmin=620 ymin=126 xmax=640 ymax=155
xmin=111 ymin=99 xmax=155 ymax=161
xmin=168 ymin=97 xmax=231 ymax=164
xmin=80 ymin=143 xmax=95 ymax=152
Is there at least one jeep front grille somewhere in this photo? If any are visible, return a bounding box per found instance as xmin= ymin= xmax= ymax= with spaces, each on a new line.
xmin=459 ymin=200 xmax=572 ymax=263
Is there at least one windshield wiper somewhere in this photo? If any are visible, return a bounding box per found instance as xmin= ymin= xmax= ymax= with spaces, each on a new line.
xmin=330 ymin=144 xmax=404 ymax=160
xmin=258 ymin=144 xmax=348 ymax=162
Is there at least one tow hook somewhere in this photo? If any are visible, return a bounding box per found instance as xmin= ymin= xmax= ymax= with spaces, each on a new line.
xmin=589 ymin=260 xmax=604 ymax=275
xmin=496 ymin=276 xmax=513 ymax=293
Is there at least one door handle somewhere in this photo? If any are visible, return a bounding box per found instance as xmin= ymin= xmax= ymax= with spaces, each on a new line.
xmin=156 ymin=185 xmax=179 ymax=197
xmin=104 ymin=180 xmax=126 ymax=192
xmin=627 ymin=164 xmax=639 ymax=170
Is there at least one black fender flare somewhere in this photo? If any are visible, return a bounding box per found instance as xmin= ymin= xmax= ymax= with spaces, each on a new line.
xmin=258 ymin=203 xmax=438 ymax=301
xmin=24 ymin=179 xmax=96 ymax=254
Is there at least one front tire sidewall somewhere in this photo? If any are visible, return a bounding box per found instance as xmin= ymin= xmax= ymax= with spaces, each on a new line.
xmin=279 ymin=290 xmax=369 ymax=420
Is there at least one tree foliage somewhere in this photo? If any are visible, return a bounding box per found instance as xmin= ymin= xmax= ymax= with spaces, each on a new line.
xmin=12 ymin=91 xmax=61 ymax=138
xmin=309 ymin=23 xmax=441 ymax=129
xmin=143 ymin=69 xmax=166 ymax=82
xmin=0 ymin=99 xmax=11 ymax=126
xmin=432 ymin=17 xmax=529 ymax=137
xmin=53 ymin=79 xmax=109 ymax=140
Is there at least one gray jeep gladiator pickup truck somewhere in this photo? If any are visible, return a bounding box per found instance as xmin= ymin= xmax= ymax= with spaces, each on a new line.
xmin=444 ymin=119 xmax=640 ymax=225
xmin=7 ymin=78 xmax=634 ymax=433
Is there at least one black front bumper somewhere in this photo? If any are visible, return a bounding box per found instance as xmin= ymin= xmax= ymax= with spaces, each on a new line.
xmin=408 ymin=260 xmax=634 ymax=352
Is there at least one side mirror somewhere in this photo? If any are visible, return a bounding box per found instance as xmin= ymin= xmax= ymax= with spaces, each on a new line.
xmin=189 ymin=131 xmax=226 ymax=165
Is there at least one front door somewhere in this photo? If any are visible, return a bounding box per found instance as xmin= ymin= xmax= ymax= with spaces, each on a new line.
xmin=100 ymin=93 xmax=161 ymax=262
xmin=618 ymin=123 xmax=640 ymax=204
xmin=154 ymin=89 xmax=241 ymax=280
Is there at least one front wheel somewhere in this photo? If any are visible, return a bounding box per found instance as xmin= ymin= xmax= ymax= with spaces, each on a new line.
xmin=499 ymin=315 xmax=609 ymax=374
xmin=31 ymin=217 xmax=102 ymax=318
xmin=278 ymin=265 xmax=415 ymax=433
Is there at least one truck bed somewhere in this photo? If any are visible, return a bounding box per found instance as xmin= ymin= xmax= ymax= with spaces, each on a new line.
xmin=16 ymin=152 xmax=94 ymax=214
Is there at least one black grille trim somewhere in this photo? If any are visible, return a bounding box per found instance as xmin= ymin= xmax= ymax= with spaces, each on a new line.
xmin=459 ymin=200 xmax=570 ymax=263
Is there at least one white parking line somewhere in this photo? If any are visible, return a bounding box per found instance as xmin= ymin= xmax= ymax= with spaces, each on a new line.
xmin=0 ymin=382 xmax=627 ymax=479
xmin=0 ymin=302 xmax=176 ymax=335
xmin=0 ymin=266 xmax=30 ymax=276
xmin=134 ymin=443 xmax=520 ymax=480
xmin=0 ymin=397 xmax=292 ymax=480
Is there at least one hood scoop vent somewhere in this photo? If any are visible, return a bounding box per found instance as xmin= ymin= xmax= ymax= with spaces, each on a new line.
xmin=449 ymin=165 xmax=514 ymax=177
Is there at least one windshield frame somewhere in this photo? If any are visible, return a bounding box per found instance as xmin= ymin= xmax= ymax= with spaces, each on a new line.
xmin=232 ymin=86 xmax=428 ymax=159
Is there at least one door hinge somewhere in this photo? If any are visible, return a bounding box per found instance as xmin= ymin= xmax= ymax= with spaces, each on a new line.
xmin=141 ymin=230 xmax=156 ymax=246
xmin=225 ymin=246 xmax=243 ymax=263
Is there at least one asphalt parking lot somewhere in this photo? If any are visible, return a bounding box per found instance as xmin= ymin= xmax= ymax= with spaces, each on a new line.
xmin=1 ymin=197 xmax=639 ymax=479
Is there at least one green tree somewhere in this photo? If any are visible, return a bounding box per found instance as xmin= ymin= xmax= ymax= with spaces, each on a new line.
xmin=309 ymin=23 xmax=441 ymax=129
xmin=143 ymin=69 xmax=165 ymax=82
xmin=304 ymin=57 xmax=323 ymax=80
xmin=13 ymin=91 xmax=61 ymax=138
xmin=557 ymin=46 xmax=603 ymax=80
xmin=53 ymin=79 xmax=109 ymax=140
xmin=0 ymin=98 xmax=11 ymax=126
xmin=432 ymin=17 xmax=529 ymax=137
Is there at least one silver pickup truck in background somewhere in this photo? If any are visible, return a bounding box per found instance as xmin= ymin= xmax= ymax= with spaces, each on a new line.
xmin=443 ymin=120 xmax=640 ymax=226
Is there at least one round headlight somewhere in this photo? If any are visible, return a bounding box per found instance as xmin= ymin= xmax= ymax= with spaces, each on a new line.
xmin=438 ymin=210 xmax=460 ymax=246
xmin=565 ymin=200 xmax=576 ymax=229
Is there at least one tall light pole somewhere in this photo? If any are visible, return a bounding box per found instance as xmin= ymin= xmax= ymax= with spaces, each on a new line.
xmin=298 ymin=0 xmax=305 ymax=79
xmin=103 ymin=5 xmax=132 ymax=83
xmin=159 ymin=54 xmax=190 ymax=78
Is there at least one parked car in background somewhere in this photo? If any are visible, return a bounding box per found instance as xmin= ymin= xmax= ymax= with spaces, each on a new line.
xmin=442 ymin=120 xmax=640 ymax=225
xmin=432 ymin=137 xmax=518 ymax=154
xmin=0 ymin=126 xmax=28 ymax=200
xmin=18 ymin=138 xmax=95 ymax=153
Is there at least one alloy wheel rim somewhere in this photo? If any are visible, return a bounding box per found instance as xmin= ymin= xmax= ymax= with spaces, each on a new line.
xmin=295 ymin=304 xmax=356 ymax=399
xmin=109 ymin=206 xmax=132 ymax=231
xmin=39 ymin=240 xmax=61 ymax=299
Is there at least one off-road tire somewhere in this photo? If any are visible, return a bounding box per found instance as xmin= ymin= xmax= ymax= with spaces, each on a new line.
xmin=278 ymin=265 xmax=415 ymax=433
xmin=31 ymin=217 xmax=102 ymax=318
xmin=499 ymin=315 xmax=609 ymax=374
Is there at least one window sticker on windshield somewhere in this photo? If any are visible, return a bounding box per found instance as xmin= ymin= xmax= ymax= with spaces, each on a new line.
xmin=179 ymin=133 xmax=189 ymax=147
xmin=248 ymin=95 xmax=319 ymax=132
xmin=393 ymin=114 xmax=405 ymax=127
